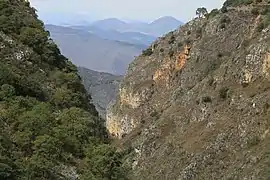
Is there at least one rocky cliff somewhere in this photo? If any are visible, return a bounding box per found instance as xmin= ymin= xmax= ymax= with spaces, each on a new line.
xmin=107 ymin=1 xmax=270 ymax=179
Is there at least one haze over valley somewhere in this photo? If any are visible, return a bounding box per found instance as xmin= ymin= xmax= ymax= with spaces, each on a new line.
xmin=45 ymin=16 xmax=183 ymax=75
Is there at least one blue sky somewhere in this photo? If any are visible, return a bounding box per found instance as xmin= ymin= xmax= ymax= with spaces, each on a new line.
xmin=29 ymin=0 xmax=225 ymax=24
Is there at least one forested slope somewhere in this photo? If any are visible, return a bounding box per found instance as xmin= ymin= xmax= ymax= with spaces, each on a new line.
xmin=0 ymin=1 xmax=127 ymax=179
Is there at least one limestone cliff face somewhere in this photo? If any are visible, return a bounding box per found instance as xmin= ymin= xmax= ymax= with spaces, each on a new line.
xmin=107 ymin=4 xmax=270 ymax=180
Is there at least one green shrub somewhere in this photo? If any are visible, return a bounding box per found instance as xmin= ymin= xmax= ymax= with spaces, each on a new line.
xmin=219 ymin=87 xmax=229 ymax=99
xmin=168 ymin=35 xmax=176 ymax=44
xmin=202 ymin=96 xmax=212 ymax=103
xmin=223 ymin=0 xmax=253 ymax=8
xmin=242 ymin=39 xmax=250 ymax=48
xmin=221 ymin=6 xmax=228 ymax=13
xmin=257 ymin=21 xmax=266 ymax=32
xmin=220 ymin=23 xmax=226 ymax=29
xmin=207 ymin=77 xmax=215 ymax=86
xmin=217 ymin=52 xmax=223 ymax=58
xmin=264 ymin=102 xmax=270 ymax=111
xmin=0 ymin=84 xmax=15 ymax=99
xmin=261 ymin=7 xmax=270 ymax=15
xmin=220 ymin=15 xmax=231 ymax=24
xmin=150 ymin=111 xmax=159 ymax=117
xmin=185 ymin=39 xmax=191 ymax=45
xmin=207 ymin=9 xmax=219 ymax=18
xmin=142 ymin=47 xmax=153 ymax=56
xmin=178 ymin=42 xmax=183 ymax=48
xmin=251 ymin=7 xmax=260 ymax=16
xmin=247 ymin=135 xmax=260 ymax=147
xmin=169 ymin=50 xmax=174 ymax=58
xmin=195 ymin=28 xmax=203 ymax=38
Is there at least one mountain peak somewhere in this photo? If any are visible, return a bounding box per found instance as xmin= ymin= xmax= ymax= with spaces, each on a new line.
xmin=148 ymin=16 xmax=183 ymax=36
xmin=150 ymin=16 xmax=182 ymax=24
xmin=92 ymin=18 xmax=127 ymax=25
xmin=91 ymin=18 xmax=128 ymax=31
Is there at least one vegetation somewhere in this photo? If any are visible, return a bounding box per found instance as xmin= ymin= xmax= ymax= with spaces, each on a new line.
xmin=196 ymin=7 xmax=208 ymax=18
xmin=223 ymin=0 xmax=253 ymax=7
xmin=251 ymin=7 xmax=260 ymax=15
xmin=168 ymin=35 xmax=176 ymax=44
xmin=219 ymin=15 xmax=231 ymax=29
xmin=177 ymin=42 xmax=183 ymax=48
xmin=0 ymin=1 xmax=127 ymax=179
xmin=219 ymin=87 xmax=229 ymax=99
xmin=261 ymin=6 xmax=270 ymax=15
xmin=142 ymin=47 xmax=153 ymax=56
xmin=202 ymin=96 xmax=212 ymax=103
xmin=195 ymin=28 xmax=203 ymax=38
xmin=168 ymin=50 xmax=174 ymax=58
xmin=257 ymin=6 xmax=270 ymax=32
xmin=221 ymin=6 xmax=228 ymax=13
xmin=206 ymin=8 xmax=219 ymax=18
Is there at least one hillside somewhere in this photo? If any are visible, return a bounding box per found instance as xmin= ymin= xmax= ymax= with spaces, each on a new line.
xmin=0 ymin=1 xmax=127 ymax=179
xmin=46 ymin=24 xmax=145 ymax=75
xmin=78 ymin=67 xmax=123 ymax=119
xmin=107 ymin=1 xmax=270 ymax=179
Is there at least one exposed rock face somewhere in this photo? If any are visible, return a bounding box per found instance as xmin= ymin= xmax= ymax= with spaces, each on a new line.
xmin=107 ymin=5 xmax=270 ymax=180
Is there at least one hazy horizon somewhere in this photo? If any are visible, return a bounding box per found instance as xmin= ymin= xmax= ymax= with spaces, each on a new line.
xmin=29 ymin=0 xmax=225 ymax=25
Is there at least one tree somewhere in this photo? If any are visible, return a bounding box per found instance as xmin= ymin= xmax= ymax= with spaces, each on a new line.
xmin=196 ymin=7 xmax=208 ymax=18
xmin=81 ymin=144 xmax=128 ymax=180
xmin=0 ymin=1 xmax=127 ymax=179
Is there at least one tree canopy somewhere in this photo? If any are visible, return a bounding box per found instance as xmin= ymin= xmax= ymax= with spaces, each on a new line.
xmin=0 ymin=0 xmax=128 ymax=179
xmin=196 ymin=7 xmax=208 ymax=18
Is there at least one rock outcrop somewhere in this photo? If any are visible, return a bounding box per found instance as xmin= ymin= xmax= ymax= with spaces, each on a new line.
xmin=107 ymin=2 xmax=270 ymax=180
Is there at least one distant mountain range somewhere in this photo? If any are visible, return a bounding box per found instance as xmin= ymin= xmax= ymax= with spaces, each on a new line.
xmin=46 ymin=16 xmax=183 ymax=75
xmin=46 ymin=24 xmax=145 ymax=75
xmin=77 ymin=16 xmax=183 ymax=37
xmin=45 ymin=16 xmax=183 ymax=117
xmin=70 ymin=25 xmax=156 ymax=46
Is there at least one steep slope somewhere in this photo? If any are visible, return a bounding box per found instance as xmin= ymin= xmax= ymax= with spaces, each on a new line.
xmin=107 ymin=1 xmax=270 ymax=179
xmin=78 ymin=67 xmax=123 ymax=119
xmin=0 ymin=1 xmax=126 ymax=179
xmin=45 ymin=24 xmax=145 ymax=75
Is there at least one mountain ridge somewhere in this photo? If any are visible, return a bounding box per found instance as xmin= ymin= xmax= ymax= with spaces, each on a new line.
xmin=107 ymin=1 xmax=270 ymax=179
xmin=45 ymin=24 xmax=145 ymax=75
xmin=80 ymin=16 xmax=184 ymax=37
xmin=67 ymin=24 xmax=156 ymax=46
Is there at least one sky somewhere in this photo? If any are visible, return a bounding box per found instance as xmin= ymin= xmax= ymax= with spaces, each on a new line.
xmin=29 ymin=0 xmax=225 ymax=25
